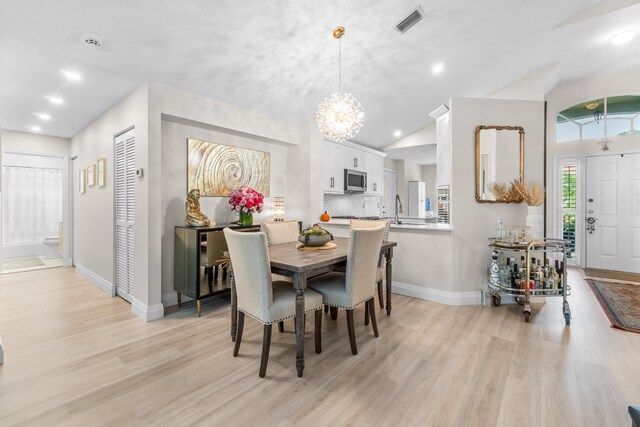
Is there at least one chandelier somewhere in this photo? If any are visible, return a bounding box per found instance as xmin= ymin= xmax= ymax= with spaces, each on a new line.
xmin=316 ymin=26 xmax=365 ymax=143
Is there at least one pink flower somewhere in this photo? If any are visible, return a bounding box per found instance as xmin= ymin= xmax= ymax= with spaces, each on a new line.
xmin=228 ymin=186 xmax=264 ymax=214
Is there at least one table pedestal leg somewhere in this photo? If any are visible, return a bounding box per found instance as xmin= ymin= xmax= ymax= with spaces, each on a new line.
xmin=294 ymin=274 xmax=306 ymax=378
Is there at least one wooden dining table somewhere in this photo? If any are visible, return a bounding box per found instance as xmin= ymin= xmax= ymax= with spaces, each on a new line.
xmin=229 ymin=237 xmax=397 ymax=378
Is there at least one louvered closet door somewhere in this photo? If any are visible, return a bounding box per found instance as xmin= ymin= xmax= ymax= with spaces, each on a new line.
xmin=115 ymin=129 xmax=135 ymax=302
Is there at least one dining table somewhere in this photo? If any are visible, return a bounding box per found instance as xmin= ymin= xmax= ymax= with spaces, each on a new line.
xmin=229 ymin=237 xmax=397 ymax=378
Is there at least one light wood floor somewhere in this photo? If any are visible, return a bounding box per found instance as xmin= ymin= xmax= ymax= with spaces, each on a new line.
xmin=1 ymin=267 xmax=639 ymax=426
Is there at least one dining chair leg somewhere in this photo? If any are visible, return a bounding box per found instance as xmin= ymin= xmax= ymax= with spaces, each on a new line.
xmin=324 ymin=304 xmax=329 ymax=313
xmin=346 ymin=309 xmax=357 ymax=355
xmin=278 ymin=321 xmax=284 ymax=333
xmin=315 ymin=310 xmax=322 ymax=354
xmin=364 ymin=300 xmax=370 ymax=326
xmin=377 ymin=280 xmax=384 ymax=308
xmin=259 ymin=324 xmax=272 ymax=378
xmin=233 ymin=312 xmax=245 ymax=357
xmin=330 ymin=306 xmax=338 ymax=321
xmin=214 ymin=264 xmax=219 ymax=281
xmin=368 ymin=298 xmax=379 ymax=337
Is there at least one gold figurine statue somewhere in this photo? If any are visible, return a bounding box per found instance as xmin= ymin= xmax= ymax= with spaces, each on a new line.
xmin=185 ymin=188 xmax=213 ymax=227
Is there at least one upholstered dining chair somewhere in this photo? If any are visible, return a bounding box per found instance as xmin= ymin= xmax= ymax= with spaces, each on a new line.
xmin=260 ymin=220 xmax=301 ymax=245
xmin=223 ymin=228 xmax=324 ymax=378
xmin=349 ymin=219 xmax=391 ymax=310
xmin=260 ymin=220 xmax=302 ymax=331
xmin=308 ymin=225 xmax=386 ymax=355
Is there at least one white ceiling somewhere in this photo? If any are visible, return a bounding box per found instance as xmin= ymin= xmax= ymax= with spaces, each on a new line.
xmin=1 ymin=0 xmax=640 ymax=147
xmin=386 ymin=144 xmax=437 ymax=165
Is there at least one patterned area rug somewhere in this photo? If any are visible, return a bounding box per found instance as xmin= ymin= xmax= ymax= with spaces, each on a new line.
xmin=2 ymin=257 xmax=45 ymax=270
xmin=586 ymin=279 xmax=640 ymax=334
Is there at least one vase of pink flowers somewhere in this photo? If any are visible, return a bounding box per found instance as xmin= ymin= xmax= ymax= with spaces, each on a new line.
xmin=228 ymin=186 xmax=264 ymax=226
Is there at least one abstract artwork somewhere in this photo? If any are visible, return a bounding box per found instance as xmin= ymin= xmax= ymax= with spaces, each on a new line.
xmin=187 ymin=138 xmax=270 ymax=197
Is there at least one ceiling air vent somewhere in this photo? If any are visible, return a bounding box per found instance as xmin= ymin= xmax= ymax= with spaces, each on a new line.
xmin=396 ymin=6 xmax=426 ymax=33
xmin=82 ymin=33 xmax=103 ymax=49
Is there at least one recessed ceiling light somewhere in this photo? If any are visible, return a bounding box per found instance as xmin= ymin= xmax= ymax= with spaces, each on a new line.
xmin=25 ymin=125 xmax=41 ymax=132
xmin=432 ymin=62 xmax=445 ymax=74
xmin=33 ymin=112 xmax=51 ymax=121
xmin=60 ymin=69 xmax=83 ymax=82
xmin=612 ymin=30 xmax=635 ymax=45
xmin=394 ymin=130 xmax=403 ymax=138
xmin=45 ymin=95 xmax=64 ymax=105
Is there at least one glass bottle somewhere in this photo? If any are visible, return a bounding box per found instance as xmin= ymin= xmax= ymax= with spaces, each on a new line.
xmin=495 ymin=218 xmax=505 ymax=240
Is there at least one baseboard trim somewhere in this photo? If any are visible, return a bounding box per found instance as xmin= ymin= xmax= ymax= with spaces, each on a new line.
xmin=75 ymin=264 xmax=115 ymax=297
xmin=162 ymin=291 xmax=193 ymax=308
xmin=584 ymin=268 xmax=640 ymax=283
xmin=131 ymin=298 xmax=165 ymax=322
xmin=393 ymin=281 xmax=481 ymax=305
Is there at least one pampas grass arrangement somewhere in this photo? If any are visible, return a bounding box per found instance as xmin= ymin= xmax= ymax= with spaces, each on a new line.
xmin=489 ymin=182 xmax=524 ymax=203
xmin=513 ymin=181 xmax=545 ymax=206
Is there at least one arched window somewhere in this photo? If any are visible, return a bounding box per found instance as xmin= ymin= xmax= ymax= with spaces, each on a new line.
xmin=556 ymin=95 xmax=640 ymax=142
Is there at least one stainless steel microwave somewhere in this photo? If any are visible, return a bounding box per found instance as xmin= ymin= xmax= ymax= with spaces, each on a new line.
xmin=344 ymin=169 xmax=367 ymax=193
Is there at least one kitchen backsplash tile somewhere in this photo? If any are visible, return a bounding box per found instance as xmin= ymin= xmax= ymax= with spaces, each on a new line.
xmin=323 ymin=194 xmax=382 ymax=217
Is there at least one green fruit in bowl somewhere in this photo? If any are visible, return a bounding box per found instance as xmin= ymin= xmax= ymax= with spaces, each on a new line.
xmin=299 ymin=224 xmax=334 ymax=246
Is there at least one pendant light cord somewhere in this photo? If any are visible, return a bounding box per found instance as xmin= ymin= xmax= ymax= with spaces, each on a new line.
xmin=338 ymin=37 xmax=342 ymax=93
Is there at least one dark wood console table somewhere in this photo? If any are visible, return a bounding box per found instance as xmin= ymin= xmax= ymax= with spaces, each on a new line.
xmin=174 ymin=223 xmax=259 ymax=316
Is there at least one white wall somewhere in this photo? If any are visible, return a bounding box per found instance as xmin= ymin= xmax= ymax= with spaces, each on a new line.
xmin=421 ymin=164 xmax=437 ymax=208
xmin=1 ymin=130 xmax=70 ymax=157
xmin=71 ymin=84 xmax=150 ymax=306
xmin=450 ymin=97 xmax=545 ymax=293
xmin=149 ymin=83 xmax=304 ymax=315
xmin=160 ymin=119 xmax=289 ymax=304
xmin=545 ymin=68 xmax=640 ymax=233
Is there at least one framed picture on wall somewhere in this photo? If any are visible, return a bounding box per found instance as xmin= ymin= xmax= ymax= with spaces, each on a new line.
xmin=97 ymin=157 xmax=106 ymax=187
xmin=87 ymin=164 xmax=96 ymax=187
xmin=79 ymin=169 xmax=86 ymax=194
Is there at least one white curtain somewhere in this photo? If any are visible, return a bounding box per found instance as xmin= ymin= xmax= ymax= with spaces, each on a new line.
xmin=2 ymin=166 xmax=63 ymax=244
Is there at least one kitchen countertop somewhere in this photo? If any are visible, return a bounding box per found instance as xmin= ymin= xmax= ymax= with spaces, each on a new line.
xmin=322 ymin=218 xmax=452 ymax=232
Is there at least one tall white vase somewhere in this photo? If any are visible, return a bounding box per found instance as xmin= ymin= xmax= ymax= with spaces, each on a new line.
xmin=526 ymin=205 xmax=544 ymax=241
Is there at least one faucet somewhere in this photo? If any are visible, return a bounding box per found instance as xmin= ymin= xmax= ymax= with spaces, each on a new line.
xmin=395 ymin=194 xmax=403 ymax=224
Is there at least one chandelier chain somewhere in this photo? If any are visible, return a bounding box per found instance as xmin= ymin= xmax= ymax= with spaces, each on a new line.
xmin=338 ymin=37 xmax=342 ymax=92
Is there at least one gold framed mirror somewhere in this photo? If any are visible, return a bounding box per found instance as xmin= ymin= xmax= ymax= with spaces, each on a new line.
xmin=475 ymin=125 xmax=524 ymax=203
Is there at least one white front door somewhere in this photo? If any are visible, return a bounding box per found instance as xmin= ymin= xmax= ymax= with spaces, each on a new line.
xmin=586 ymin=153 xmax=640 ymax=272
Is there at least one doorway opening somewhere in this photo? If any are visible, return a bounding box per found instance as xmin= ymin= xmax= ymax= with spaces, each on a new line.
xmin=1 ymin=152 xmax=65 ymax=273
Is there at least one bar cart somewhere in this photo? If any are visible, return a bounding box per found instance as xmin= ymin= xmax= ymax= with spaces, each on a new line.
xmin=487 ymin=238 xmax=571 ymax=324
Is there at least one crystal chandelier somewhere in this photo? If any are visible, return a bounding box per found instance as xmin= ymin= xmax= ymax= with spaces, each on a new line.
xmin=316 ymin=27 xmax=364 ymax=143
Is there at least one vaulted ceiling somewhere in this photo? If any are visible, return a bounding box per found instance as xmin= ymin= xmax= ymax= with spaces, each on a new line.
xmin=1 ymin=0 xmax=639 ymax=148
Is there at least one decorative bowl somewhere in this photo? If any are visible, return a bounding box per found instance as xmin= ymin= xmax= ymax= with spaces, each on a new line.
xmin=298 ymin=234 xmax=331 ymax=247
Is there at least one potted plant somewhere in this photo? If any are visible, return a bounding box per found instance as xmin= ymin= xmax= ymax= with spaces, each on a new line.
xmin=228 ymin=186 xmax=264 ymax=225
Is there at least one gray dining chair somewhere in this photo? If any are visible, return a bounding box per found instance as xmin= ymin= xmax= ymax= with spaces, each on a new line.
xmin=224 ymin=228 xmax=324 ymax=377
xmin=308 ymin=225 xmax=386 ymax=355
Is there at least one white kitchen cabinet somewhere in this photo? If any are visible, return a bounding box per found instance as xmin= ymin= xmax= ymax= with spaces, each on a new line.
xmin=364 ymin=152 xmax=384 ymax=196
xmin=344 ymin=147 xmax=364 ymax=171
xmin=323 ymin=141 xmax=344 ymax=193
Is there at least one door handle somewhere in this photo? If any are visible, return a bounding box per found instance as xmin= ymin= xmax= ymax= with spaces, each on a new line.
xmin=586 ymin=217 xmax=597 ymax=234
